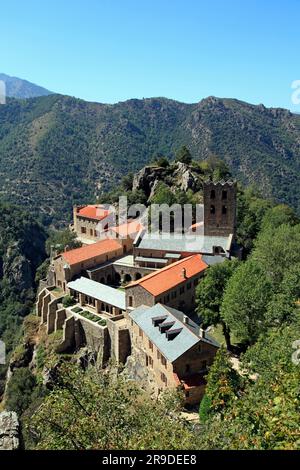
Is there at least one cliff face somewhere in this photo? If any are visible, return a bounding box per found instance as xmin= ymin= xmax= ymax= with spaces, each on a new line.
xmin=0 ymin=202 xmax=47 ymax=400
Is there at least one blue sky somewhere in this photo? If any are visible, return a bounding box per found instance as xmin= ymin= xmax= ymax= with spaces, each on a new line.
xmin=1 ymin=0 xmax=299 ymax=110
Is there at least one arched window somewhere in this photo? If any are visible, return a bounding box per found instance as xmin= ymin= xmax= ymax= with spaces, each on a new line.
xmin=222 ymin=205 xmax=227 ymax=215
xmin=222 ymin=190 xmax=227 ymax=200
xmin=210 ymin=189 xmax=216 ymax=199
xmin=210 ymin=205 xmax=216 ymax=215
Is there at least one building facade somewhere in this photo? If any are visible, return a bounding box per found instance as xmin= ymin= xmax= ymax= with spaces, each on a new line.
xmin=127 ymin=304 xmax=219 ymax=405
xmin=125 ymin=254 xmax=208 ymax=312
xmin=203 ymin=181 xmax=237 ymax=237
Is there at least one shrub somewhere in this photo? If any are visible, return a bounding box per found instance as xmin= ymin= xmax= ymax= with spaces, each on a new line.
xmin=199 ymin=394 xmax=212 ymax=423
xmin=72 ymin=306 xmax=83 ymax=313
xmin=62 ymin=295 xmax=76 ymax=308
xmin=6 ymin=368 xmax=36 ymax=415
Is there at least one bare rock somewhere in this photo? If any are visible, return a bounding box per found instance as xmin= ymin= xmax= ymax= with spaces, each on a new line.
xmin=132 ymin=166 xmax=166 ymax=197
xmin=0 ymin=411 xmax=19 ymax=450
xmin=3 ymin=243 xmax=33 ymax=292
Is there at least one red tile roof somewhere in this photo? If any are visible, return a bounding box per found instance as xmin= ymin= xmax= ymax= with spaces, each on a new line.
xmin=62 ymin=238 xmax=123 ymax=266
xmin=77 ymin=205 xmax=111 ymax=221
xmin=126 ymin=254 xmax=208 ymax=296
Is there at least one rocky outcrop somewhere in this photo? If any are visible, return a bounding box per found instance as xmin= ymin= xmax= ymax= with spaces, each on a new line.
xmin=124 ymin=351 xmax=156 ymax=395
xmin=132 ymin=162 xmax=201 ymax=201
xmin=3 ymin=243 xmax=33 ymax=292
xmin=0 ymin=411 xmax=19 ymax=450
xmin=173 ymin=162 xmax=198 ymax=192
xmin=132 ymin=166 xmax=168 ymax=198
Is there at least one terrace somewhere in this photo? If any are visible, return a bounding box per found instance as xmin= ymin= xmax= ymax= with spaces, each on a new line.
xmin=66 ymin=304 xmax=108 ymax=327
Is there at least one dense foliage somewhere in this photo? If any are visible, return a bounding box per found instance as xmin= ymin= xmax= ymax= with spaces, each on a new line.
xmin=28 ymin=364 xmax=196 ymax=450
xmin=1 ymin=95 xmax=300 ymax=225
xmin=196 ymin=202 xmax=300 ymax=449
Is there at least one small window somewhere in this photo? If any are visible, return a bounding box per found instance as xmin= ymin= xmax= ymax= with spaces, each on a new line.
xmin=149 ymin=340 xmax=153 ymax=351
xmin=90 ymin=229 xmax=93 ymax=236
xmin=187 ymin=282 xmax=191 ymax=290
xmin=210 ymin=190 xmax=216 ymax=199
xmin=222 ymin=190 xmax=227 ymax=200
xmin=128 ymin=296 xmax=133 ymax=307
xmin=161 ymin=372 xmax=167 ymax=385
xmin=198 ymin=344 xmax=202 ymax=352
xmin=161 ymin=355 xmax=167 ymax=367
xmin=222 ymin=205 xmax=227 ymax=215
xmin=210 ymin=205 xmax=215 ymax=215
xmin=180 ymin=286 xmax=185 ymax=295
xmin=139 ymin=327 xmax=143 ymax=338
xmin=81 ymin=227 xmax=86 ymax=234
xmin=201 ymin=360 xmax=207 ymax=370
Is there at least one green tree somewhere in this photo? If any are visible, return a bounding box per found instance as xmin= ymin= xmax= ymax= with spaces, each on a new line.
xmin=175 ymin=146 xmax=192 ymax=165
xmin=260 ymin=204 xmax=299 ymax=233
xmin=199 ymin=394 xmax=212 ymax=423
xmin=205 ymin=347 xmax=241 ymax=415
xmin=62 ymin=295 xmax=76 ymax=308
xmin=236 ymin=187 xmax=273 ymax=253
xmin=28 ymin=364 xmax=196 ymax=450
xmin=252 ymin=224 xmax=300 ymax=288
xmin=151 ymin=182 xmax=176 ymax=205
xmin=280 ymin=262 xmax=300 ymax=300
xmin=121 ymin=172 xmax=134 ymax=191
xmin=221 ymin=259 xmax=273 ymax=345
xmin=196 ymin=259 xmax=239 ymax=350
xmin=46 ymin=228 xmax=81 ymax=256
xmin=6 ymin=368 xmax=37 ymax=415
xmin=152 ymin=154 xmax=169 ymax=167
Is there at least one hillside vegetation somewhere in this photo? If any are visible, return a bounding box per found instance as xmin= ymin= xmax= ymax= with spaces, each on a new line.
xmin=0 ymin=200 xmax=46 ymax=396
xmin=0 ymin=94 xmax=300 ymax=225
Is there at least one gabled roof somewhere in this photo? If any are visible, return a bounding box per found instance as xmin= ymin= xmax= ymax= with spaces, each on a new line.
xmin=68 ymin=277 xmax=126 ymax=310
xmin=61 ymin=238 xmax=123 ymax=266
xmin=77 ymin=205 xmax=111 ymax=221
xmin=129 ymin=304 xmax=218 ymax=363
xmin=135 ymin=232 xmax=232 ymax=254
xmin=126 ymin=254 xmax=208 ymax=296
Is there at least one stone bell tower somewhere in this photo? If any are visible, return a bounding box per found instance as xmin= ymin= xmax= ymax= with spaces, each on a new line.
xmin=203 ymin=181 xmax=237 ymax=237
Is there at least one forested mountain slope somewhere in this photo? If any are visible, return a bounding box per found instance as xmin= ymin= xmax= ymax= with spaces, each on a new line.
xmin=0 ymin=94 xmax=300 ymax=224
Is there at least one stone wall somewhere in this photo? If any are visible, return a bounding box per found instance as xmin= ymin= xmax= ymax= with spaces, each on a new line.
xmin=107 ymin=316 xmax=131 ymax=365
xmin=203 ymin=181 xmax=237 ymax=237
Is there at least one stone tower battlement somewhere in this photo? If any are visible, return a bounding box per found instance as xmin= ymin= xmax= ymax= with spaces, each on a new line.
xmin=203 ymin=180 xmax=237 ymax=237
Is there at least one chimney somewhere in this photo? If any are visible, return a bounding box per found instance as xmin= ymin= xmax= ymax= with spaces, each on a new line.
xmin=199 ymin=328 xmax=206 ymax=339
xmin=181 ymin=268 xmax=187 ymax=279
xmin=183 ymin=315 xmax=189 ymax=325
xmin=64 ymin=245 xmax=70 ymax=252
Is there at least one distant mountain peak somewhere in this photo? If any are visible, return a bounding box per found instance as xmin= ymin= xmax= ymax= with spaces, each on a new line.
xmin=0 ymin=73 xmax=53 ymax=99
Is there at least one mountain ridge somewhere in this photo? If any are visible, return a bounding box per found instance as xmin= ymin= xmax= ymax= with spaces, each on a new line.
xmin=0 ymin=92 xmax=299 ymax=224
xmin=0 ymin=73 xmax=53 ymax=99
